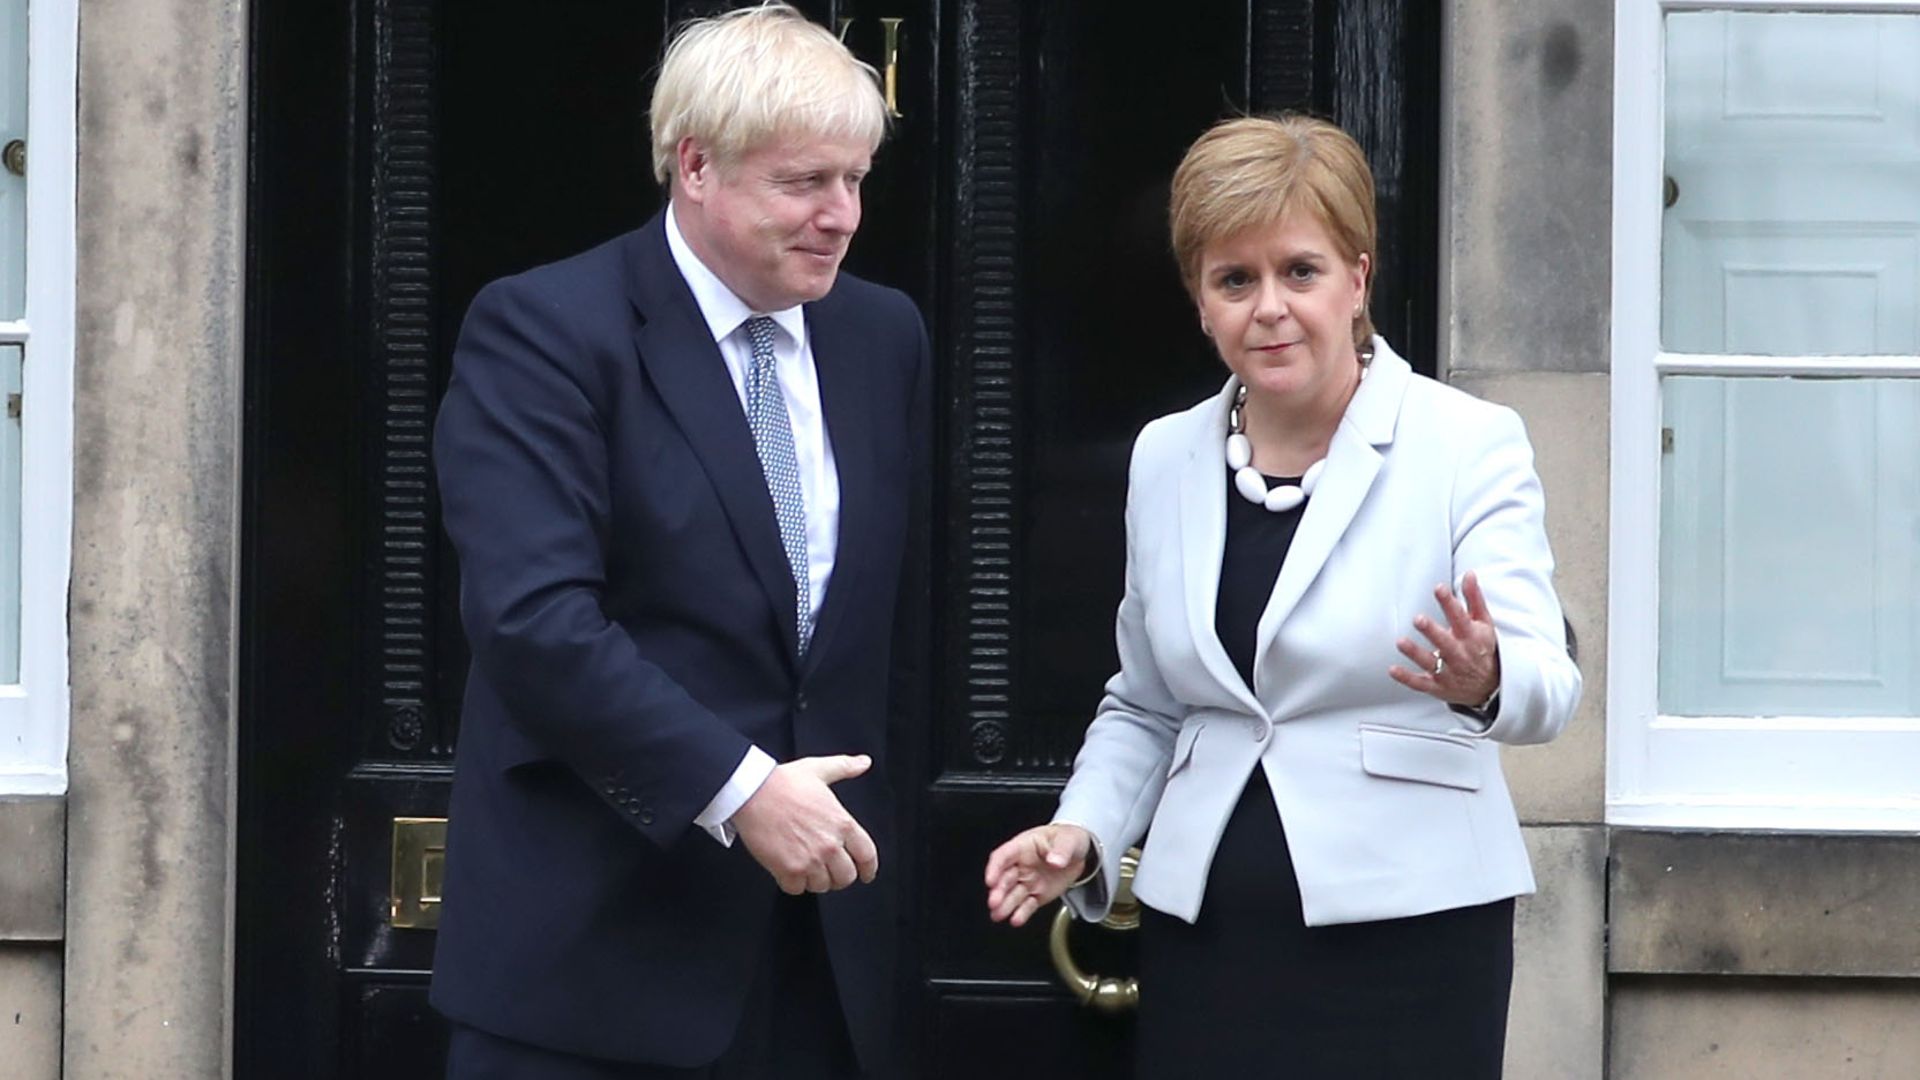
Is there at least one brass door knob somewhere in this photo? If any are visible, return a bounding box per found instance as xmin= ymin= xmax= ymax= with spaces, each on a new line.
xmin=1048 ymin=847 xmax=1142 ymax=1012
xmin=3 ymin=140 xmax=23 ymax=178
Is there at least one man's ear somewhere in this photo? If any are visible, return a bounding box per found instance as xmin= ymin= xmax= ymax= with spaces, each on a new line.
xmin=676 ymin=137 xmax=712 ymax=204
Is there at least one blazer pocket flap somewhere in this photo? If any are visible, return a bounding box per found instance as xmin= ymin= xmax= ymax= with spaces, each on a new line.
xmin=1359 ymin=725 xmax=1483 ymax=791
xmin=1167 ymin=721 xmax=1205 ymax=779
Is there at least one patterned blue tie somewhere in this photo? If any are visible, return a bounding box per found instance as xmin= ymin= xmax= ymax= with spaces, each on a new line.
xmin=743 ymin=316 xmax=812 ymax=653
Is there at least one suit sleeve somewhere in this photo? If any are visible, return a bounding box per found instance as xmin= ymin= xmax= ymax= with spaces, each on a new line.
xmin=1053 ymin=426 xmax=1188 ymax=923
xmin=434 ymin=279 xmax=751 ymax=847
xmin=1449 ymin=405 xmax=1583 ymax=745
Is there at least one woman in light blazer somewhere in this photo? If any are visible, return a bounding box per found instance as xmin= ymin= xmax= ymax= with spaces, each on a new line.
xmin=985 ymin=115 xmax=1580 ymax=1078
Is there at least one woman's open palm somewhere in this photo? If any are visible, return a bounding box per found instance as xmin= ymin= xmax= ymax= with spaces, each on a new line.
xmin=984 ymin=823 xmax=1092 ymax=928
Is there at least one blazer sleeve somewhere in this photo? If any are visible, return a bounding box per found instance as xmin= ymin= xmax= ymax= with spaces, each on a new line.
xmin=1052 ymin=425 xmax=1188 ymax=923
xmin=1449 ymin=405 xmax=1582 ymax=746
xmin=433 ymin=278 xmax=751 ymax=847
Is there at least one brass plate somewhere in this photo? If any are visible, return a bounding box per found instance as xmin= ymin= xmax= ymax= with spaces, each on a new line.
xmin=389 ymin=817 xmax=448 ymax=930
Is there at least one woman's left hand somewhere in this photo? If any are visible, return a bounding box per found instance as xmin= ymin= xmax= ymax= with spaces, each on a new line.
xmin=1389 ymin=570 xmax=1501 ymax=707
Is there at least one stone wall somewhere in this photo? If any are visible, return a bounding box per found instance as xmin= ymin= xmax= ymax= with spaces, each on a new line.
xmin=1445 ymin=2 xmax=1920 ymax=1078
xmin=0 ymin=797 xmax=63 ymax=1080
xmin=60 ymin=0 xmax=249 ymax=1076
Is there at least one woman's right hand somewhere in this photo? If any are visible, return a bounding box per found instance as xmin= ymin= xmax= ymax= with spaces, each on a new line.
xmin=984 ymin=823 xmax=1093 ymax=928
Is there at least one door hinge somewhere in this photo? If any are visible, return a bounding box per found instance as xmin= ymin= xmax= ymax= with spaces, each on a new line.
xmin=1661 ymin=427 xmax=1673 ymax=454
xmin=6 ymin=393 xmax=18 ymax=420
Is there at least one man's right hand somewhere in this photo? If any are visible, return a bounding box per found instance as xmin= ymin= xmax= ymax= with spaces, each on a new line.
xmin=732 ymin=754 xmax=879 ymax=895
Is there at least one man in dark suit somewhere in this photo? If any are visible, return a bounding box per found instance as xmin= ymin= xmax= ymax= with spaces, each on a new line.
xmin=429 ymin=6 xmax=928 ymax=1077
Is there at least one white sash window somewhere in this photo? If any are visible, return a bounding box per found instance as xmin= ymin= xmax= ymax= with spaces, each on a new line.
xmin=1611 ymin=0 xmax=1920 ymax=829
xmin=0 ymin=0 xmax=74 ymax=794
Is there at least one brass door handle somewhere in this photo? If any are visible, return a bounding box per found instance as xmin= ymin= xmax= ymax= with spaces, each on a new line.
xmin=1048 ymin=847 xmax=1142 ymax=1012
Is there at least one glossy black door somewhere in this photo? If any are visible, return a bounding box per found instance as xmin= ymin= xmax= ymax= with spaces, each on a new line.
xmin=238 ymin=2 xmax=1435 ymax=1076
xmin=921 ymin=5 xmax=1436 ymax=1074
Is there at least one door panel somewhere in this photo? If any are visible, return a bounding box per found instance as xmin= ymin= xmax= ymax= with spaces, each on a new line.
xmin=240 ymin=2 xmax=1435 ymax=1075
xmin=924 ymin=3 xmax=1434 ymax=1063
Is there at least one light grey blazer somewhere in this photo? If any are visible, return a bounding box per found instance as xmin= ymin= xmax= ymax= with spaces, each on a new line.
xmin=1055 ymin=338 xmax=1580 ymax=928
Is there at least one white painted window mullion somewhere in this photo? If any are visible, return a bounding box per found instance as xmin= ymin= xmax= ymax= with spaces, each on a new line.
xmin=1655 ymin=354 xmax=1920 ymax=377
xmin=1609 ymin=0 xmax=1670 ymax=818
xmin=0 ymin=0 xmax=78 ymax=794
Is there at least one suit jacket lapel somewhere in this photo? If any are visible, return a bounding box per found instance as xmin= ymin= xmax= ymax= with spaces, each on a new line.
xmin=799 ymin=297 xmax=867 ymax=673
xmin=1180 ymin=380 xmax=1268 ymax=717
xmin=624 ymin=215 xmax=803 ymax=660
xmin=1249 ymin=343 xmax=1411 ymax=694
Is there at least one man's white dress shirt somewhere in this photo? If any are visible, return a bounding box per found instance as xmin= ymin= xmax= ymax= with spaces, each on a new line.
xmin=666 ymin=204 xmax=840 ymax=844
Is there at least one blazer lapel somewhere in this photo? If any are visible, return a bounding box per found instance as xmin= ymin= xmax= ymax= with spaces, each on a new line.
xmin=1249 ymin=341 xmax=1411 ymax=693
xmin=624 ymin=216 xmax=803 ymax=660
xmin=798 ymin=297 xmax=867 ymax=673
xmin=1179 ymin=380 xmax=1268 ymax=717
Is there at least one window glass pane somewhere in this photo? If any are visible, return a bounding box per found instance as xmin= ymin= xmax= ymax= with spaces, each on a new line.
xmin=1663 ymin=12 xmax=1920 ymax=356
xmin=1659 ymin=376 xmax=1920 ymax=717
xmin=0 ymin=0 xmax=21 ymax=321
xmin=0 ymin=345 xmax=17 ymax=682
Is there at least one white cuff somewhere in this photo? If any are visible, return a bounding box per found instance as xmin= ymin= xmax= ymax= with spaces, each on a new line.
xmin=694 ymin=745 xmax=777 ymax=846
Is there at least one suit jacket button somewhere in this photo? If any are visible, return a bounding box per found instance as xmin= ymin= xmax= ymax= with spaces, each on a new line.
xmin=795 ymin=693 xmax=809 ymax=712
xmin=639 ymin=808 xmax=655 ymax=825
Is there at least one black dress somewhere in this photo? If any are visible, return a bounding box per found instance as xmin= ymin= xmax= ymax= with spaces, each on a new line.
xmin=1131 ymin=469 xmax=1515 ymax=1080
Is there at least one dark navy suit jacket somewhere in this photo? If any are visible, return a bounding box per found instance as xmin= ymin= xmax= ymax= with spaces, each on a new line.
xmin=428 ymin=211 xmax=930 ymax=1071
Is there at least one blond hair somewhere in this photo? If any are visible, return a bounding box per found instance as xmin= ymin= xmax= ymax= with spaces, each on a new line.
xmin=1169 ymin=114 xmax=1378 ymax=349
xmin=649 ymin=3 xmax=888 ymax=186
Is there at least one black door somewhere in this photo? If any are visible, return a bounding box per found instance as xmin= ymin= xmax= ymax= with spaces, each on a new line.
xmin=238 ymin=3 xmax=1435 ymax=1076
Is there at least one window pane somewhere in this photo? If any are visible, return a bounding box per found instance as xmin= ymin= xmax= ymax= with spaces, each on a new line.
xmin=1659 ymin=376 xmax=1920 ymax=717
xmin=1662 ymin=12 xmax=1920 ymax=356
xmin=0 ymin=345 xmax=17 ymax=682
xmin=0 ymin=0 xmax=21 ymax=320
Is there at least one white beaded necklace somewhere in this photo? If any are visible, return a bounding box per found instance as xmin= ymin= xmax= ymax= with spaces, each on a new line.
xmin=1225 ymin=357 xmax=1368 ymax=513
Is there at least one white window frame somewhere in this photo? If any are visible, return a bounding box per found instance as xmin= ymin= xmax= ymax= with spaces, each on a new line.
xmin=0 ymin=0 xmax=75 ymax=794
xmin=1609 ymin=0 xmax=1920 ymax=830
